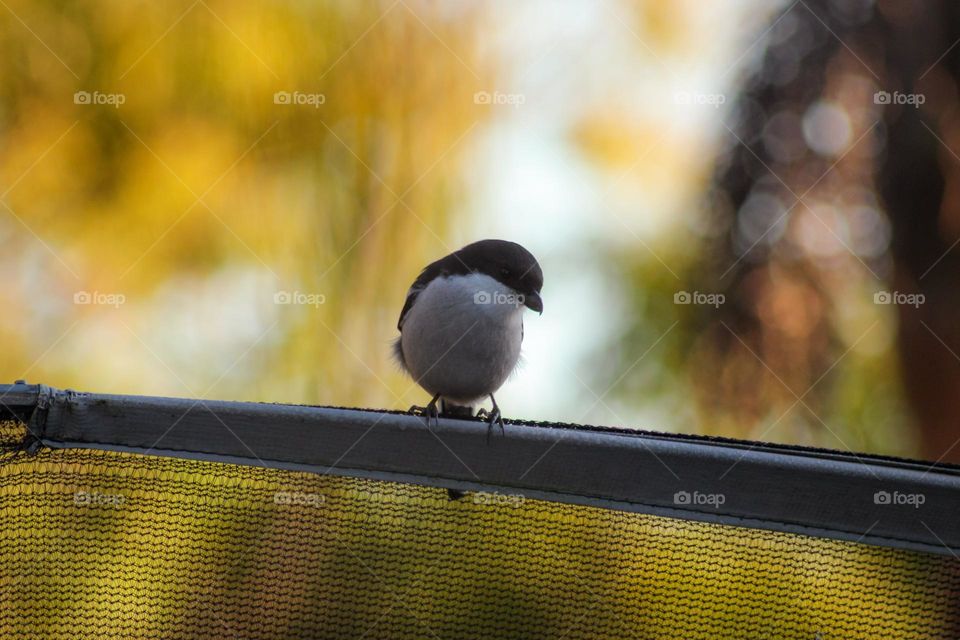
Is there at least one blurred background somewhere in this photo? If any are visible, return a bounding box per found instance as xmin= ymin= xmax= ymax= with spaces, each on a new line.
xmin=2 ymin=0 xmax=959 ymax=462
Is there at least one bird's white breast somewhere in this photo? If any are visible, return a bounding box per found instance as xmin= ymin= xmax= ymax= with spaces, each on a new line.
xmin=400 ymin=273 xmax=524 ymax=404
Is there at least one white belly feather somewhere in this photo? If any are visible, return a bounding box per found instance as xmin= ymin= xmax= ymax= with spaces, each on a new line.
xmin=399 ymin=273 xmax=524 ymax=404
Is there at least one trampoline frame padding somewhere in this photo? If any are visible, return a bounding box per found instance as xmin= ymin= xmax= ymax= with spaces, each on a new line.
xmin=2 ymin=382 xmax=959 ymax=556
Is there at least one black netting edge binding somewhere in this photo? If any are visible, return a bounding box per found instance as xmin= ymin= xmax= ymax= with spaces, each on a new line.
xmin=278 ymin=402 xmax=960 ymax=472
xmin=9 ymin=383 xmax=960 ymax=472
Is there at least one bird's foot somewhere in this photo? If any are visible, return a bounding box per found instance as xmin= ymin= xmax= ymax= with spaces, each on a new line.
xmin=408 ymin=393 xmax=441 ymax=429
xmin=477 ymin=395 xmax=505 ymax=443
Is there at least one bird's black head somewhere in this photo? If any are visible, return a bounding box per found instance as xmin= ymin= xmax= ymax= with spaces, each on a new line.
xmin=455 ymin=239 xmax=544 ymax=313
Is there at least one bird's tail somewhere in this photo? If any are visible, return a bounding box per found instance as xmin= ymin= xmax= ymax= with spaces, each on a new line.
xmin=390 ymin=336 xmax=407 ymax=371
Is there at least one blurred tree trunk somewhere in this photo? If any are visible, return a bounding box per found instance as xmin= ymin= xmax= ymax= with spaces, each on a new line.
xmin=710 ymin=0 xmax=960 ymax=462
xmin=878 ymin=0 xmax=960 ymax=463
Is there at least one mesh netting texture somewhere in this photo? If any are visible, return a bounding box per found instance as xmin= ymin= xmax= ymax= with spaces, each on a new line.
xmin=1 ymin=420 xmax=958 ymax=639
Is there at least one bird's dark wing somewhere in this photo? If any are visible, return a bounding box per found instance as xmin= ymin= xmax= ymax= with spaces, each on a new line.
xmin=397 ymin=251 xmax=472 ymax=330
xmin=397 ymin=281 xmax=427 ymax=330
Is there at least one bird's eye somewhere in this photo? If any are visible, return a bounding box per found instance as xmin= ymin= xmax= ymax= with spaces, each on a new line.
xmin=500 ymin=267 xmax=511 ymax=277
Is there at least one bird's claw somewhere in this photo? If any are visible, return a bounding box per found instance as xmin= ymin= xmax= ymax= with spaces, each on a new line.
xmin=409 ymin=393 xmax=441 ymax=430
xmin=477 ymin=405 xmax=505 ymax=443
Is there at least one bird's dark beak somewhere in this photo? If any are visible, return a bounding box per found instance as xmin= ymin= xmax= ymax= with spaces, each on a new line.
xmin=524 ymin=291 xmax=543 ymax=314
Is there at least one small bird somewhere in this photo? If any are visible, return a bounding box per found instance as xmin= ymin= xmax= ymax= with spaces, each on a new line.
xmin=393 ymin=239 xmax=544 ymax=435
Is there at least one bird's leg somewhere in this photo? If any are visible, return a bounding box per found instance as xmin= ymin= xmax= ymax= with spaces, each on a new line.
xmin=409 ymin=393 xmax=441 ymax=429
xmin=478 ymin=394 xmax=505 ymax=442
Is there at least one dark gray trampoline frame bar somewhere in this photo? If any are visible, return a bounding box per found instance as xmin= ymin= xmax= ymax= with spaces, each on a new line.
xmin=2 ymin=382 xmax=959 ymax=557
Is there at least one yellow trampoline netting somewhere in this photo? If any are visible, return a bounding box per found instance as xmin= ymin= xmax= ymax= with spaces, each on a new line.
xmin=1 ymin=413 xmax=958 ymax=639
